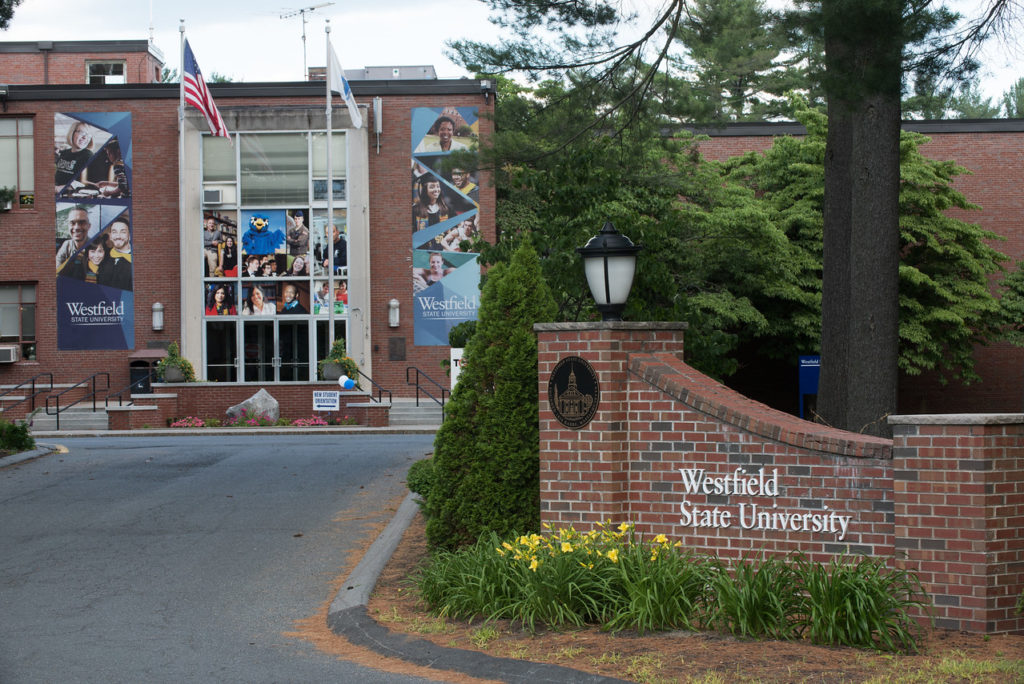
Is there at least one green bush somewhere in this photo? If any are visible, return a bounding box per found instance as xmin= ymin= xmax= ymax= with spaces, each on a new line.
xmin=406 ymin=457 xmax=435 ymax=514
xmin=156 ymin=340 xmax=197 ymax=382
xmin=417 ymin=523 xmax=929 ymax=652
xmin=0 ymin=418 xmax=34 ymax=453
xmin=705 ymin=554 xmax=804 ymax=640
xmin=794 ymin=553 xmax=926 ymax=652
xmin=425 ymin=244 xmax=556 ymax=551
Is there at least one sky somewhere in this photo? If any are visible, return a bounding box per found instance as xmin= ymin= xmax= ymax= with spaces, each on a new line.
xmin=2 ymin=0 xmax=1019 ymax=100
xmin=2 ymin=0 xmax=501 ymax=81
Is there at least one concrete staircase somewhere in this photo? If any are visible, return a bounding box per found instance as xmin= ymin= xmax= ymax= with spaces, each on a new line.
xmin=388 ymin=398 xmax=444 ymax=428
xmin=28 ymin=405 xmax=109 ymax=432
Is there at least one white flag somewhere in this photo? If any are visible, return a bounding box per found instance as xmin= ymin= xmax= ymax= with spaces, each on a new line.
xmin=328 ymin=42 xmax=362 ymax=129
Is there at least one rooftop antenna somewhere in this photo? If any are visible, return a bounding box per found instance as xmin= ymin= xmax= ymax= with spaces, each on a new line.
xmin=280 ymin=2 xmax=335 ymax=80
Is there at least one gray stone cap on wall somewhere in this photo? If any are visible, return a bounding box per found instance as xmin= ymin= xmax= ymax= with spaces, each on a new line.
xmin=534 ymin=321 xmax=689 ymax=332
xmin=889 ymin=413 xmax=1024 ymax=425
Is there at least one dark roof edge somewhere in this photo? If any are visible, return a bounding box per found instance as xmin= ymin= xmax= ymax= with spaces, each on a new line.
xmin=0 ymin=39 xmax=152 ymax=53
xmin=4 ymin=79 xmax=496 ymax=102
xmin=0 ymin=39 xmax=163 ymax=62
xmin=684 ymin=118 xmax=1024 ymax=137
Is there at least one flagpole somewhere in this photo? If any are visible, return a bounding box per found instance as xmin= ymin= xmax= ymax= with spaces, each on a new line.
xmin=178 ymin=20 xmax=188 ymax=356
xmin=326 ymin=20 xmax=336 ymax=353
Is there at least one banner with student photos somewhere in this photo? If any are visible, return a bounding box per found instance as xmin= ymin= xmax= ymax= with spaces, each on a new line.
xmin=410 ymin=106 xmax=482 ymax=346
xmin=54 ymin=112 xmax=134 ymax=350
xmin=201 ymin=207 xmax=343 ymax=318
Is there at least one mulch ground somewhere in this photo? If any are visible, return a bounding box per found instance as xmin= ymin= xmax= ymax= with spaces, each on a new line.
xmin=364 ymin=512 xmax=1024 ymax=683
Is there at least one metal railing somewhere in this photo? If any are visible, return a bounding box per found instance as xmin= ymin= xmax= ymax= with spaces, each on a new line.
xmin=356 ymin=369 xmax=392 ymax=405
xmin=405 ymin=366 xmax=449 ymax=420
xmin=0 ymin=372 xmax=54 ymax=415
xmin=106 ymin=370 xmax=159 ymax=407
xmin=44 ymin=372 xmax=110 ymax=431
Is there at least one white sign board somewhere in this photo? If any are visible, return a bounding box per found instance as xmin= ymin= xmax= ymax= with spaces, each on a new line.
xmin=450 ymin=348 xmax=465 ymax=390
xmin=313 ymin=390 xmax=340 ymax=412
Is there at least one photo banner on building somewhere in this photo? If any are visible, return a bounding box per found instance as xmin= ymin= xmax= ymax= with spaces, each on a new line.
xmin=54 ymin=112 xmax=134 ymax=350
xmin=410 ymin=106 xmax=481 ymax=346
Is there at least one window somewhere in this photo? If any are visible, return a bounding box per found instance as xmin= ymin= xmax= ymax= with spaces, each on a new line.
xmin=240 ymin=133 xmax=308 ymax=205
xmin=311 ymin=132 xmax=347 ymax=201
xmin=0 ymin=284 xmax=36 ymax=360
xmin=0 ymin=118 xmax=35 ymax=208
xmin=87 ymin=61 xmax=126 ymax=85
xmin=200 ymin=128 xmax=349 ymax=382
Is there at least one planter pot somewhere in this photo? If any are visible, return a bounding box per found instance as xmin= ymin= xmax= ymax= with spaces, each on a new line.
xmin=163 ymin=366 xmax=186 ymax=383
xmin=321 ymin=361 xmax=343 ymax=381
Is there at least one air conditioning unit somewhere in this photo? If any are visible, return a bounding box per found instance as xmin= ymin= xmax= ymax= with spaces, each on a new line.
xmin=0 ymin=345 xmax=20 ymax=363
xmin=203 ymin=188 xmax=222 ymax=204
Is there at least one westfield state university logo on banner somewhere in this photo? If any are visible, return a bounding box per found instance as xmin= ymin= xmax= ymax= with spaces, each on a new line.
xmin=54 ymin=112 xmax=134 ymax=350
xmin=410 ymin=106 xmax=482 ymax=346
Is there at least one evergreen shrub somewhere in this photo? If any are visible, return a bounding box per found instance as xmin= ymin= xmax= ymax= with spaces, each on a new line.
xmin=425 ymin=244 xmax=556 ymax=550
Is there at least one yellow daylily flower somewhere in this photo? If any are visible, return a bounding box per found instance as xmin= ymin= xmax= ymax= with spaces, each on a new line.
xmin=653 ymin=534 xmax=668 ymax=545
xmin=607 ymin=549 xmax=619 ymax=563
xmin=561 ymin=541 xmax=573 ymax=553
xmin=529 ymin=558 xmax=539 ymax=572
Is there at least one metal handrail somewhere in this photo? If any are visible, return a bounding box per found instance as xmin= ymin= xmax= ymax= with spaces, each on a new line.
xmin=106 ymin=370 xmax=159 ymax=407
xmin=0 ymin=372 xmax=54 ymax=415
xmin=356 ymin=369 xmax=392 ymax=405
xmin=405 ymin=366 xmax=449 ymax=420
xmin=45 ymin=372 xmax=110 ymax=431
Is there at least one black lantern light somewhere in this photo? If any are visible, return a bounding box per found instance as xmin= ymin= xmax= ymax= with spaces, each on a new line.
xmin=577 ymin=221 xmax=643 ymax=321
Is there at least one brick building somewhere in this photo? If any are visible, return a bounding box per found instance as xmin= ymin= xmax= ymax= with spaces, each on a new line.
xmin=695 ymin=119 xmax=1024 ymax=415
xmin=0 ymin=39 xmax=495 ymax=411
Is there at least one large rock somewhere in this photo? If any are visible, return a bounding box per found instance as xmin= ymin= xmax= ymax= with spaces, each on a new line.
xmin=226 ymin=389 xmax=279 ymax=423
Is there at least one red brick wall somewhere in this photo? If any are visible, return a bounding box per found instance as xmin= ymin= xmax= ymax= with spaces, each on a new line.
xmin=1 ymin=96 xmax=183 ymax=394
xmin=108 ymin=383 xmax=387 ymax=428
xmin=538 ymin=323 xmax=1024 ymax=634
xmin=891 ymin=417 xmax=1024 ymax=633
xmin=1 ymin=50 xmax=162 ymax=85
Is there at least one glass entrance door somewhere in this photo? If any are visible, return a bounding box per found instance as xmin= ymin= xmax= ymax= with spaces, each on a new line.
xmin=278 ymin=320 xmax=309 ymax=381
xmin=243 ymin=321 xmax=275 ymax=382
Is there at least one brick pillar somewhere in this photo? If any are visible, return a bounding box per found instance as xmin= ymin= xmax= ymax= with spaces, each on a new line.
xmin=535 ymin=322 xmax=687 ymax=529
xmin=890 ymin=414 xmax=1024 ymax=634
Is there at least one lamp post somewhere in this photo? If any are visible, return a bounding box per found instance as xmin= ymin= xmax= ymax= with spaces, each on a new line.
xmin=577 ymin=221 xmax=642 ymax=321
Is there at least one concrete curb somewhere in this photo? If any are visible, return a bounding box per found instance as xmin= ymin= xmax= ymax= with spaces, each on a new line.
xmin=326 ymin=492 xmax=626 ymax=683
xmin=0 ymin=443 xmax=59 ymax=468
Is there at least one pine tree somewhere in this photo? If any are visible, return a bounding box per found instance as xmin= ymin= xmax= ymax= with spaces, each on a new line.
xmin=425 ymin=244 xmax=557 ymax=550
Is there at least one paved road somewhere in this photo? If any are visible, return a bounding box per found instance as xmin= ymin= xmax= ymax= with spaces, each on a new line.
xmin=0 ymin=434 xmax=437 ymax=683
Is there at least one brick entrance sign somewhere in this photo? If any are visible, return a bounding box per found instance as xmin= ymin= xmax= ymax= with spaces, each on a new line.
xmin=536 ymin=322 xmax=1024 ymax=634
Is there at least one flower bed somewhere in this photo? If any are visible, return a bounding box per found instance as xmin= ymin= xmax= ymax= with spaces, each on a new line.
xmin=167 ymin=413 xmax=358 ymax=428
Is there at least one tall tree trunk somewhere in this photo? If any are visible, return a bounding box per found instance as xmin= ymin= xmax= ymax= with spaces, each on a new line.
xmin=818 ymin=0 xmax=903 ymax=436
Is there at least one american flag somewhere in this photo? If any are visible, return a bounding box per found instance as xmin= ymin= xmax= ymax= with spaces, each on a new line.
xmin=182 ymin=40 xmax=230 ymax=139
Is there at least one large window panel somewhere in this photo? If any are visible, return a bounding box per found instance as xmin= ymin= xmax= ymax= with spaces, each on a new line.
xmin=311 ymin=132 xmax=346 ymax=201
xmin=202 ymin=135 xmax=235 ymax=181
xmin=240 ymin=133 xmax=308 ymax=205
xmin=0 ymin=118 xmax=34 ymax=206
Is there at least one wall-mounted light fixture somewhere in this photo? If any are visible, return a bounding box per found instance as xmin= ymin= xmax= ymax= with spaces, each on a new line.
xmin=151 ymin=302 xmax=164 ymax=331
xmin=388 ymin=298 xmax=400 ymax=327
